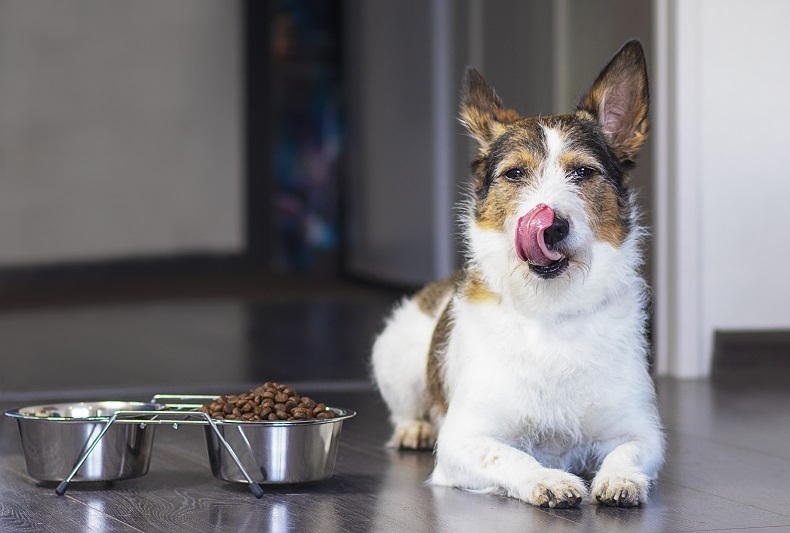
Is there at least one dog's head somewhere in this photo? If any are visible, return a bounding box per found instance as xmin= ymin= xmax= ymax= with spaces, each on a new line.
xmin=461 ymin=41 xmax=648 ymax=296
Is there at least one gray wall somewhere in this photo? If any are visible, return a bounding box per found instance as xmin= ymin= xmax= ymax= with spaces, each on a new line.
xmin=0 ymin=0 xmax=243 ymax=266
xmin=344 ymin=0 xmax=438 ymax=285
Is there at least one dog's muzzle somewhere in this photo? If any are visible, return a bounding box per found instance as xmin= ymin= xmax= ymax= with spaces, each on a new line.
xmin=515 ymin=204 xmax=570 ymax=278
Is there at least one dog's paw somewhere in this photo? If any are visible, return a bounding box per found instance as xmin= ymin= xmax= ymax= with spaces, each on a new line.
xmin=513 ymin=470 xmax=587 ymax=508
xmin=389 ymin=420 xmax=436 ymax=450
xmin=591 ymin=473 xmax=649 ymax=507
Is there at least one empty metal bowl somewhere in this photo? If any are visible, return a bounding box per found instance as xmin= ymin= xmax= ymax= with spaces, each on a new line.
xmin=204 ymin=407 xmax=355 ymax=484
xmin=5 ymin=401 xmax=162 ymax=482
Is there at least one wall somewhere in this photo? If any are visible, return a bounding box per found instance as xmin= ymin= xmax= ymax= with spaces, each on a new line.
xmin=343 ymin=0 xmax=439 ymax=286
xmin=0 ymin=0 xmax=243 ymax=266
xmin=655 ymin=0 xmax=790 ymax=376
xmin=699 ymin=2 xmax=790 ymax=333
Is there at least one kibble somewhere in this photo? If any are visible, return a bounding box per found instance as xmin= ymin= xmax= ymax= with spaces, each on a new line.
xmin=199 ymin=382 xmax=337 ymax=422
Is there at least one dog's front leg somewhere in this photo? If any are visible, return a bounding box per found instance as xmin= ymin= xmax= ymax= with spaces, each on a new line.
xmin=430 ymin=423 xmax=587 ymax=508
xmin=591 ymin=434 xmax=664 ymax=507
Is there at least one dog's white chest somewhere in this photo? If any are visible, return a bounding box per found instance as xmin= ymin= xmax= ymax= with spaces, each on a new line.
xmin=446 ymin=297 xmax=635 ymax=442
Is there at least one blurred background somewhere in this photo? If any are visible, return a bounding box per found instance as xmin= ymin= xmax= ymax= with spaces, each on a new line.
xmin=0 ymin=0 xmax=788 ymax=397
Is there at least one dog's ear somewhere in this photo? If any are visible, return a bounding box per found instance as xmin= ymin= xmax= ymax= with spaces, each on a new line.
xmin=576 ymin=40 xmax=649 ymax=160
xmin=460 ymin=67 xmax=520 ymax=149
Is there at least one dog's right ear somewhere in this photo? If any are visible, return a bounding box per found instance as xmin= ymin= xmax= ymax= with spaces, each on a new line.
xmin=459 ymin=67 xmax=520 ymax=149
xmin=576 ymin=40 xmax=649 ymax=161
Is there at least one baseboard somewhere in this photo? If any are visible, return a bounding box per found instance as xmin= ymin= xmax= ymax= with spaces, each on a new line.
xmin=712 ymin=329 xmax=790 ymax=384
xmin=0 ymin=253 xmax=256 ymax=309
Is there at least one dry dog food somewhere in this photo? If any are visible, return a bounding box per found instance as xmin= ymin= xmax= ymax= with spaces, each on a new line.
xmin=199 ymin=382 xmax=337 ymax=422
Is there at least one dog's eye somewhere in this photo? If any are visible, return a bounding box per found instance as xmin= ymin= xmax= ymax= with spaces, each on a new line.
xmin=503 ymin=168 xmax=524 ymax=182
xmin=571 ymin=166 xmax=597 ymax=179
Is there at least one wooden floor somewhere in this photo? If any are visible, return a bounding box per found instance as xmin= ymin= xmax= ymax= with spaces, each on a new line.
xmin=1 ymin=282 xmax=789 ymax=532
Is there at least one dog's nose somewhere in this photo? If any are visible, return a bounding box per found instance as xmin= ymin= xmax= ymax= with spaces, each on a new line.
xmin=544 ymin=216 xmax=569 ymax=246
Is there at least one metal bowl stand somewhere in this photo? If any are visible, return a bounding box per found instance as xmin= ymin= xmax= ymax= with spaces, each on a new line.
xmin=55 ymin=394 xmax=264 ymax=498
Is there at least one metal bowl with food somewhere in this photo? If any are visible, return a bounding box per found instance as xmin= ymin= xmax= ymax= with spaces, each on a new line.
xmin=204 ymin=407 xmax=356 ymax=484
xmin=4 ymin=401 xmax=162 ymax=483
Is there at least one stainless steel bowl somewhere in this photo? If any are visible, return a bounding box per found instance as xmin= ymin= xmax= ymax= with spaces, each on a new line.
xmin=204 ymin=407 xmax=355 ymax=484
xmin=5 ymin=401 xmax=161 ymax=482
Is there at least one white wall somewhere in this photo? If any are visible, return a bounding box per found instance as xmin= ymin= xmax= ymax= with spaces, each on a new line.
xmin=0 ymin=0 xmax=243 ymax=266
xmin=655 ymin=0 xmax=790 ymax=377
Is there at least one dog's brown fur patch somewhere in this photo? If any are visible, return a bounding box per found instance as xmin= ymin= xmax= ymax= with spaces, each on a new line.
xmin=424 ymin=269 xmax=498 ymax=419
xmin=475 ymin=182 xmax=519 ymax=232
xmin=422 ymin=272 xmax=466 ymax=418
xmin=558 ymin=149 xmax=601 ymax=175
xmin=580 ymin=180 xmax=628 ymax=247
xmin=496 ymin=147 xmax=538 ymax=177
xmin=557 ymin=144 xmax=630 ymax=248
xmin=426 ymin=299 xmax=453 ymax=416
xmin=415 ymin=271 xmax=462 ymax=317
xmin=474 ymin=129 xmax=546 ymax=231
xmin=464 ymin=270 xmax=500 ymax=304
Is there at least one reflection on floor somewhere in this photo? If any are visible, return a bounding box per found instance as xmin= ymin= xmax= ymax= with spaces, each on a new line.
xmin=0 ymin=278 xmax=401 ymax=398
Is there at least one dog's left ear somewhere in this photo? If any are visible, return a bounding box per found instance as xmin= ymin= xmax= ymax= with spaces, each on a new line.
xmin=577 ymin=40 xmax=649 ymax=160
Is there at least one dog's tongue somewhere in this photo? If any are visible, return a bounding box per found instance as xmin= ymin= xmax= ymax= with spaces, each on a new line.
xmin=515 ymin=204 xmax=564 ymax=266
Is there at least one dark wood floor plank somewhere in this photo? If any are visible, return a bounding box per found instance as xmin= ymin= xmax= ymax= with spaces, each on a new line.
xmin=657 ymin=379 xmax=790 ymax=461
xmin=0 ymin=293 xmax=396 ymax=396
xmin=533 ymin=480 xmax=790 ymax=533
xmin=659 ymin=431 xmax=790 ymax=520
xmin=656 ymin=379 xmax=790 ymax=521
xmin=0 ymin=467 xmax=141 ymax=533
xmin=683 ymin=528 xmax=790 ymax=533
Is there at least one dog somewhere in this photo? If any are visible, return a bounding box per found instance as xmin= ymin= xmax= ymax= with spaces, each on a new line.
xmin=371 ymin=40 xmax=664 ymax=508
